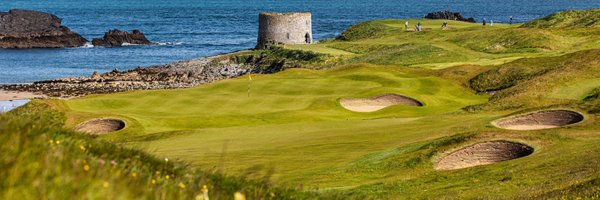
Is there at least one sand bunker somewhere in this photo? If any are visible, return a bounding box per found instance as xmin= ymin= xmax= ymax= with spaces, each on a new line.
xmin=339 ymin=94 xmax=423 ymax=112
xmin=494 ymin=110 xmax=584 ymax=130
xmin=436 ymin=141 xmax=534 ymax=170
xmin=75 ymin=119 xmax=126 ymax=135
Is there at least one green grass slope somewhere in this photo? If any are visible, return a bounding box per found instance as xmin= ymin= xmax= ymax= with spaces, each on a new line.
xmin=468 ymin=49 xmax=600 ymax=110
xmin=288 ymin=16 xmax=599 ymax=69
xmin=0 ymin=102 xmax=329 ymax=199
xmin=522 ymin=9 xmax=600 ymax=28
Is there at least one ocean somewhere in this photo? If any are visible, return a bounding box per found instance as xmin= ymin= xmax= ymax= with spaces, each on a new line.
xmin=1 ymin=0 xmax=599 ymax=84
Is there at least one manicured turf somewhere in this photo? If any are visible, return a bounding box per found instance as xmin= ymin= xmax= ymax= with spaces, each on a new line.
xmin=63 ymin=65 xmax=498 ymax=193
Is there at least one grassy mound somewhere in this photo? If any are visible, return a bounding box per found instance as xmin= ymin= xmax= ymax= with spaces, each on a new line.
xmin=232 ymin=46 xmax=332 ymax=70
xmin=345 ymin=43 xmax=469 ymax=66
xmin=450 ymin=28 xmax=567 ymax=53
xmin=522 ymin=9 xmax=600 ymax=28
xmin=337 ymin=20 xmax=398 ymax=41
xmin=468 ymin=49 xmax=600 ymax=110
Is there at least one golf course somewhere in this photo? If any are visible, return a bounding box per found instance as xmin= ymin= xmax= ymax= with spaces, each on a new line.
xmin=3 ymin=9 xmax=600 ymax=199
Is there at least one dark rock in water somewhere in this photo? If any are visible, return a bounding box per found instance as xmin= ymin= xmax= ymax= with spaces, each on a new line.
xmin=424 ymin=11 xmax=476 ymax=23
xmin=92 ymin=29 xmax=151 ymax=47
xmin=0 ymin=9 xmax=88 ymax=48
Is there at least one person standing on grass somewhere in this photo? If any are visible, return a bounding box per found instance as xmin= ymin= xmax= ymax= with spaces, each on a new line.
xmin=482 ymin=18 xmax=487 ymax=26
xmin=417 ymin=21 xmax=422 ymax=31
xmin=510 ymin=16 xmax=513 ymax=25
xmin=490 ymin=20 xmax=494 ymax=26
xmin=405 ymin=20 xmax=409 ymax=31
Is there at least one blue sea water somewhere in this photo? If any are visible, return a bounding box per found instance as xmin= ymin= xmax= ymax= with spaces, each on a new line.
xmin=1 ymin=0 xmax=599 ymax=84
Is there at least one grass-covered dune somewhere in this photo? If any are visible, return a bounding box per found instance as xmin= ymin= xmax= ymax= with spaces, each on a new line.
xmin=4 ymin=9 xmax=600 ymax=199
xmin=522 ymin=9 xmax=600 ymax=28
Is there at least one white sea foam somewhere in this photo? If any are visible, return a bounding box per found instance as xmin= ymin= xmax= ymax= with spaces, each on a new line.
xmin=154 ymin=42 xmax=184 ymax=46
xmin=79 ymin=42 xmax=95 ymax=48
xmin=121 ymin=42 xmax=141 ymax=46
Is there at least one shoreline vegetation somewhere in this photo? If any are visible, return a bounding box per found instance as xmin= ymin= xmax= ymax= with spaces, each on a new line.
xmin=2 ymin=8 xmax=600 ymax=199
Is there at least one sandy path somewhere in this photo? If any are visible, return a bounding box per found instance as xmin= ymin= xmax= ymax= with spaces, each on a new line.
xmin=0 ymin=90 xmax=46 ymax=101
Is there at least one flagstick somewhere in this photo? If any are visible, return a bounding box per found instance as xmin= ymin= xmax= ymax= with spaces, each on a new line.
xmin=247 ymin=74 xmax=251 ymax=98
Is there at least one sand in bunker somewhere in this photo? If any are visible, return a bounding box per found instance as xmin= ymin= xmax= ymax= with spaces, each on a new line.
xmin=339 ymin=94 xmax=423 ymax=112
xmin=436 ymin=141 xmax=534 ymax=170
xmin=75 ymin=119 xmax=126 ymax=135
xmin=0 ymin=90 xmax=46 ymax=101
xmin=494 ymin=110 xmax=584 ymax=130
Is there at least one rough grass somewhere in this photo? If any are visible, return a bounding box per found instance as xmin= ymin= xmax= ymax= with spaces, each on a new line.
xmin=337 ymin=20 xmax=397 ymax=41
xmin=356 ymin=44 xmax=470 ymax=66
xmin=0 ymin=102 xmax=332 ymax=200
xmin=522 ymin=9 xmax=600 ymax=28
xmin=449 ymin=28 xmax=567 ymax=53
xmin=584 ymin=87 xmax=600 ymax=101
xmin=468 ymin=49 xmax=600 ymax=110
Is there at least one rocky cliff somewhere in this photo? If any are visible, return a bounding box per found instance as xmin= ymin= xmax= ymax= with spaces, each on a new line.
xmin=92 ymin=29 xmax=151 ymax=47
xmin=0 ymin=9 xmax=87 ymax=48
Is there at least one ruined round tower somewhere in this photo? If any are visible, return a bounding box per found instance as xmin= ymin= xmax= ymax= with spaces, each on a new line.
xmin=256 ymin=12 xmax=313 ymax=49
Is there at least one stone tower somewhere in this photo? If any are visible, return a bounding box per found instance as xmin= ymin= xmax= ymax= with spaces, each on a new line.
xmin=256 ymin=12 xmax=312 ymax=49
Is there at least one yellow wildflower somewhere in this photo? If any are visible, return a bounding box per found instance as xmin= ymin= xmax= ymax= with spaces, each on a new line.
xmin=55 ymin=140 xmax=60 ymax=145
xmin=151 ymin=179 xmax=156 ymax=184
xmin=49 ymin=139 xmax=54 ymax=144
xmin=165 ymin=175 xmax=170 ymax=180
xmin=79 ymin=145 xmax=86 ymax=151
xmin=234 ymin=192 xmax=246 ymax=200
xmin=84 ymin=165 xmax=90 ymax=171
xmin=156 ymin=171 xmax=161 ymax=175
xmin=179 ymin=183 xmax=186 ymax=189
xmin=103 ymin=181 xmax=109 ymax=188
xmin=131 ymin=172 xmax=138 ymax=178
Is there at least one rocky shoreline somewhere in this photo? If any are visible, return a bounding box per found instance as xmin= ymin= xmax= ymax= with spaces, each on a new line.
xmin=0 ymin=51 xmax=291 ymax=98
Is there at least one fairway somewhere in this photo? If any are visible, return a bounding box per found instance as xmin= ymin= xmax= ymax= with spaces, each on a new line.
xmin=63 ymin=66 xmax=491 ymax=187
